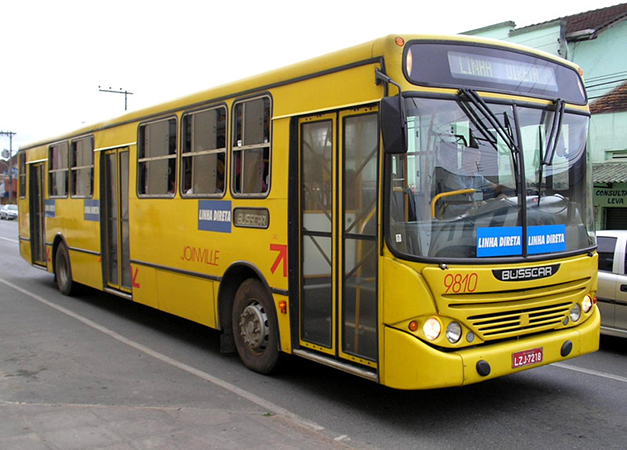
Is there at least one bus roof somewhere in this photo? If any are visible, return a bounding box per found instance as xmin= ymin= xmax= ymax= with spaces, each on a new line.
xmin=20 ymin=34 xmax=582 ymax=151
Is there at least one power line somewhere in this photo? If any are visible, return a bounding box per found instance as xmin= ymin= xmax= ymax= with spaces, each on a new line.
xmin=98 ymin=86 xmax=134 ymax=111
xmin=585 ymin=70 xmax=627 ymax=83
xmin=586 ymin=77 xmax=627 ymax=90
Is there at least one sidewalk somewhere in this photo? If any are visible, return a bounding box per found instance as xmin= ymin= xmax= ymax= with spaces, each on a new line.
xmin=0 ymin=271 xmax=372 ymax=450
xmin=0 ymin=401 xmax=363 ymax=450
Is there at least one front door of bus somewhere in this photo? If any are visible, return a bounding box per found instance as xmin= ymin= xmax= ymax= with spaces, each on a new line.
xmin=102 ymin=148 xmax=131 ymax=293
xmin=29 ymin=163 xmax=46 ymax=266
xmin=298 ymin=108 xmax=379 ymax=367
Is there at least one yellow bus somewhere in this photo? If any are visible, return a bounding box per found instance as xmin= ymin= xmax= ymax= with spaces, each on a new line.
xmin=17 ymin=34 xmax=600 ymax=389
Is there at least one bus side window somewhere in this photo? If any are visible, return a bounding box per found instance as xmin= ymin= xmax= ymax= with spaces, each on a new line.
xmin=138 ymin=118 xmax=177 ymax=197
xmin=71 ymin=136 xmax=94 ymax=198
xmin=49 ymin=141 xmax=69 ymax=197
xmin=181 ymin=107 xmax=227 ymax=196
xmin=232 ymin=96 xmax=271 ymax=196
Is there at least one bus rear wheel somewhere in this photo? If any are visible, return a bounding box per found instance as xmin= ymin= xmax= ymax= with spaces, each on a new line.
xmin=232 ymin=279 xmax=281 ymax=374
xmin=55 ymin=243 xmax=77 ymax=296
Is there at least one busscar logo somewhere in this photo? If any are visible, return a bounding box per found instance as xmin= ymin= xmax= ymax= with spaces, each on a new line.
xmin=493 ymin=264 xmax=560 ymax=282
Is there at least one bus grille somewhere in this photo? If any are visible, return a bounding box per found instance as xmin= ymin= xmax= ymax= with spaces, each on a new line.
xmin=443 ymin=278 xmax=590 ymax=341
xmin=467 ymin=302 xmax=571 ymax=338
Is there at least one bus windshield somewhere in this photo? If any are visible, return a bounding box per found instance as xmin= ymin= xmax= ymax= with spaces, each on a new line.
xmin=388 ymin=96 xmax=594 ymax=260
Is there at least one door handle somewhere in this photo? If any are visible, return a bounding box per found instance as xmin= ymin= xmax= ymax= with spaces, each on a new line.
xmin=621 ymin=284 xmax=627 ymax=293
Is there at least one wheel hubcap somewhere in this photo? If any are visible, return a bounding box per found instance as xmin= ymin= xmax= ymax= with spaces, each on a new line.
xmin=239 ymin=301 xmax=269 ymax=352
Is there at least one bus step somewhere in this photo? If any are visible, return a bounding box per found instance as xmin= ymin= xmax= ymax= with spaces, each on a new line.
xmin=292 ymin=349 xmax=378 ymax=382
xmin=104 ymin=287 xmax=133 ymax=301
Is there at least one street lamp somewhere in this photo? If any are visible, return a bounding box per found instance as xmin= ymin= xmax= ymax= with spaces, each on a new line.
xmin=0 ymin=131 xmax=16 ymax=204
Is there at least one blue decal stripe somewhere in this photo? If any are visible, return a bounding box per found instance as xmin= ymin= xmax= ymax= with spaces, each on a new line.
xmin=477 ymin=224 xmax=567 ymax=257
xmin=84 ymin=199 xmax=100 ymax=222
xmin=198 ymin=200 xmax=232 ymax=233
xmin=527 ymin=224 xmax=567 ymax=254
xmin=477 ymin=226 xmax=522 ymax=257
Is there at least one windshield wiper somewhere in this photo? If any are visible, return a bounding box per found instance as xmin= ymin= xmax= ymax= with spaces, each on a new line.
xmin=535 ymin=99 xmax=565 ymax=206
xmin=459 ymin=88 xmax=520 ymax=156
xmin=503 ymin=112 xmax=516 ymax=144
xmin=542 ymin=98 xmax=565 ymax=166
xmin=457 ymin=101 xmax=498 ymax=150
xmin=537 ymin=126 xmax=546 ymax=205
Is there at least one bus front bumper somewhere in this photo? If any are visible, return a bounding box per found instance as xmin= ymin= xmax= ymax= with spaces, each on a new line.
xmin=382 ymin=306 xmax=600 ymax=390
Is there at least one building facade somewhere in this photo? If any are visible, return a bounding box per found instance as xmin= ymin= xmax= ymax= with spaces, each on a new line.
xmin=464 ymin=3 xmax=627 ymax=230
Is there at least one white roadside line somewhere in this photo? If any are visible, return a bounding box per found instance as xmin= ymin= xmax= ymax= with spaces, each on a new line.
xmin=0 ymin=277 xmax=325 ymax=432
xmin=0 ymin=236 xmax=19 ymax=243
xmin=551 ymin=362 xmax=627 ymax=384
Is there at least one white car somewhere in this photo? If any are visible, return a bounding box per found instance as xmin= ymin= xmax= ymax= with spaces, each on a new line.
xmin=597 ymin=230 xmax=627 ymax=337
xmin=0 ymin=204 xmax=18 ymax=220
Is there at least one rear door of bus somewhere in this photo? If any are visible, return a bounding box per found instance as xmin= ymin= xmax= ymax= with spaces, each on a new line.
xmin=102 ymin=147 xmax=132 ymax=294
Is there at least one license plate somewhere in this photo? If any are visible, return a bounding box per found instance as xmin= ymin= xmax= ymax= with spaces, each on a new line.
xmin=512 ymin=347 xmax=543 ymax=369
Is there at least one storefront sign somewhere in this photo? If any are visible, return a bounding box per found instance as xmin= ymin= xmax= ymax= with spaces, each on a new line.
xmin=595 ymin=187 xmax=627 ymax=206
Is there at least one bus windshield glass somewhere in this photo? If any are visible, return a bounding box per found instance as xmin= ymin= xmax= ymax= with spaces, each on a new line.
xmin=405 ymin=42 xmax=587 ymax=104
xmin=388 ymin=96 xmax=594 ymax=260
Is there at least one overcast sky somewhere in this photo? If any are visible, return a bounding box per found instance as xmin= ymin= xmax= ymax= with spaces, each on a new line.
xmin=0 ymin=0 xmax=623 ymax=151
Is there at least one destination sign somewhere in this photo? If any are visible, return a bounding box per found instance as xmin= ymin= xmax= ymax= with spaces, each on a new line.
xmin=448 ymin=51 xmax=558 ymax=92
xmin=404 ymin=42 xmax=586 ymax=104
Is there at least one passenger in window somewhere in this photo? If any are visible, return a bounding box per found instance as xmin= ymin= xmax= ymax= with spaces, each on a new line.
xmin=216 ymin=158 xmax=225 ymax=193
xmin=167 ymin=163 xmax=176 ymax=195
xmin=445 ymin=147 xmax=493 ymax=193
xmin=435 ymin=146 xmax=510 ymax=219
xmin=234 ymin=155 xmax=242 ymax=193
xmin=184 ymin=170 xmax=193 ymax=194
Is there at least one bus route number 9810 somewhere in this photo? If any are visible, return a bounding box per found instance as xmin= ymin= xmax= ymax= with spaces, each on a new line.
xmin=444 ymin=272 xmax=478 ymax=293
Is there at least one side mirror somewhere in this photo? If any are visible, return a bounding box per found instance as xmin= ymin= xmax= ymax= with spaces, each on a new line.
xmin=380 ymin=97 xmax=407 ymax=154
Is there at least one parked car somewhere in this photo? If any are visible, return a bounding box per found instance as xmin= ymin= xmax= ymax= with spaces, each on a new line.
xmin=597 ymin=230 xmax=627 ymax=337
xmin=0 ymin=204 xmax=18 ymax=220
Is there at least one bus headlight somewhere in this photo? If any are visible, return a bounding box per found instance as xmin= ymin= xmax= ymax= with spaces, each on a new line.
xmin=446 ymin=322 xmax=462 ymax=343
xmin=570 ymin=304 xmax=582 ymax=322
xmin=582 ymin=295 xmax=593 ymax=313
xmin=423 ymin=317 xmax=441 ymax=341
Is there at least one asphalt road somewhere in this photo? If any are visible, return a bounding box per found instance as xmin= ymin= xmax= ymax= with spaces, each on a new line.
xmin=1 ymin=218 xmax=626 ymax=450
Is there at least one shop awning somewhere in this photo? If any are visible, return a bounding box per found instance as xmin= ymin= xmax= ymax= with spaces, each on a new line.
xmin=593 ymin=161 xmax=627 ymax=184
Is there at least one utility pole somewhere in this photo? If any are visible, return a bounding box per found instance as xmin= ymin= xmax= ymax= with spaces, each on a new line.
xmin=99 ymin=86 xmax=134 ymax=111
xmin=0 ymin=131 xmax=16 ymax=204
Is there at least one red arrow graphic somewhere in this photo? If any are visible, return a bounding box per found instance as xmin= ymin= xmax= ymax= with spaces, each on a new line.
xmin=270 ymin=244 xmax=287 ymax=277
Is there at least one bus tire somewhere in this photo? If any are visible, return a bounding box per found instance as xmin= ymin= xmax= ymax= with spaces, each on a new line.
xmin=232 ymin=279 xmax=281 ymax=374
xmin=55 ymin=243 xmax=77 ymax=296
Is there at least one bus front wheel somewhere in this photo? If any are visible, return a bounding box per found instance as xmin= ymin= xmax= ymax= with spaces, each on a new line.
xmin=232 ymin=279 xmax=281 ymax=374
xmin=55 ymin=243 xmax=77 ymax=296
